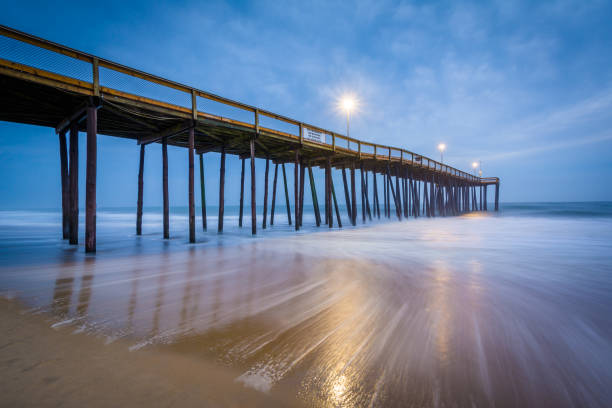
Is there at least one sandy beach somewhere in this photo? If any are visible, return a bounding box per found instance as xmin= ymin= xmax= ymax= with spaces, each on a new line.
xmin=0 ymin=298 xmax=296 ymax=407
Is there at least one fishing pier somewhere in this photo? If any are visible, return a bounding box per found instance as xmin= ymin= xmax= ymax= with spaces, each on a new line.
xmin=0 ymin=25 xmax=500 ymax=252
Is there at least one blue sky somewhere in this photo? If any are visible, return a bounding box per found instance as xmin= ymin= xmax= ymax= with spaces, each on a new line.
xmin=1 ymin=0 xmax=611 ymax=209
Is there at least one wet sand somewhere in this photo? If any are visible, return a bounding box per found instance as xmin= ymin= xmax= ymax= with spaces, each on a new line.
xmin=0 ymin=297 xmax=296 ymax=407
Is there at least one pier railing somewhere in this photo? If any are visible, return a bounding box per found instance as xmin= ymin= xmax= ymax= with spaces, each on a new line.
xmin=0 ymin=24 xmax=481 ymax=182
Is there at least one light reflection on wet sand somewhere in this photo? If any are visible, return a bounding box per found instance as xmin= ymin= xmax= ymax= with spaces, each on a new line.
xmin=1 ymin=213 xmax=612 ymax=406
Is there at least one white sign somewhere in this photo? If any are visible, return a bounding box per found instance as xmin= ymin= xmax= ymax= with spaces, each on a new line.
xmin=303 ymin=127 xmax=327 ymax=144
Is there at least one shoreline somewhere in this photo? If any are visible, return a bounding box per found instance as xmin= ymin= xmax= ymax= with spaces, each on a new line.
xmin=0 ymin=297 xmax=298 ymax=407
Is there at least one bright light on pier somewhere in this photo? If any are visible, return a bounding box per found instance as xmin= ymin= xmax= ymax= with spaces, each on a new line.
xmin=438 ymin=143 xmax=446 ymax=163
xmin=337 ymin=94 xmax=359 ymax=138
xmin=341 ymin=96 xmax=355 ymax=113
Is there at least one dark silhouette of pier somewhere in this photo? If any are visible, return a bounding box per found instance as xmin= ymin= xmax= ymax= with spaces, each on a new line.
xmin=0 ymin=25 xmax=500 ymax=252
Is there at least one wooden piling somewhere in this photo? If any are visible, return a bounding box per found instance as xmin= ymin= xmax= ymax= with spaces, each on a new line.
xmin=59 ymin=130 xmax=69 ymax=239
xmin=309 ymin=166 xmax=321 ymax=227
xmin=294 ymin=152 xmax=299 ymax=231
xmin=495 ymin=182 xmax=500 ymax=211
xmin=69 ymin=122 xmax=78 ymax=245
xmin=331 ymin=175 xmax=342 ymax=228
xmin=423 ymin=180 xmax=430 ymax=217
xmin=188 ymin=127 xmax=195 ymax=243
xmin=136 ymin=144 xmax=145 ymax=235
xmin=360 ymin=163 xmax=366 ymax=223
xmin=270 ymin=163 xmax=278 ymax=226
xmin=199 ymin=154 xmax=207 ymax=230
xmin=395 ymin=170 xmax=402 ymax=220
xmin=430 ymin=176 xmax=436 ymax=217
xmin=387 ymin=166 xmax=400 ymax=220
xmin=239 ymin=158 xmax=245 ymax=227
xmin=350 ymin=163 xmax=357 ymax=226
xmin=162 ymin=138 xmax=169 ymax=239
xmin=342 ymin=168 xmax=352 ymax=223
xmin=262 ymin=158 xmax=269 ymax=229
xmin=324 ymin=164 xmax=329 ymax=225
xmin=85 ymin=105 xmax=97 ymax=253
xmin=326 ymin=159 xmax=333 ymax=228
xmin=364 ymin=170 xmax=372 ymax=220
xmin=385 ymin=173 xmax=390 ymax=218
xmin=250 ymin=138 xmax=256 ymax=235
xmin=282 ymin=163 xmax=292 ymax=225
xmin=218 ymin=145 xmax=225 ymax=233
xmin=373 ymin=172 xmax=380 ymax=219
xmin=402 ymin=173 xmax=408 ymax=219
xmin=383 ymin=173 xmax=387 ymax=217
xmin=299 ymin=161 xmax=305 ymax=227
xmin=407 ymin=175 xmax=412 ymax=217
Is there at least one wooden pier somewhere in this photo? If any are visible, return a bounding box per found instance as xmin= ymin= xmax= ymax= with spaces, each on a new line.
xmin=0 ymin=25 xmax=500 ymax=252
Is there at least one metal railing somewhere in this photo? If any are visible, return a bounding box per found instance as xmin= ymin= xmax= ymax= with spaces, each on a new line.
xmin=0 ymin=24 xmax=486 ymax=183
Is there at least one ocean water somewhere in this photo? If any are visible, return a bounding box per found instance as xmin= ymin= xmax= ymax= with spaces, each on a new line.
xmin=1 ymin=202 xmax=611 ymax=407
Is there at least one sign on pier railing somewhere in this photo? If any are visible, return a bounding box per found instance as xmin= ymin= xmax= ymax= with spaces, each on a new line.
xmin=302 ymin=126 xmax=327 ymax=144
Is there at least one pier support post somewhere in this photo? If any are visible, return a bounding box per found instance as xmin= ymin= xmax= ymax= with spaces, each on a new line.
xmin=350 ymin=163 xmax=357 ymax=226
xmin=188 ymin=127 xmax=195 ymax=243
xmin=199 ymin=154 xmax=207 ymax=230
xmin=250 ymin=138 xmax=256 ymax=235
xmin=239 ymin=158 xmax=245 ymax=227
xmin=308 ymin=166 xmax=321 ymax=227
xmin=431 ymin=176 xmax=436 ymax=216
xmin=495 ymin=182 xmax=500 ymax=211
xmin=282 ymin=163 xmax=292 ymax=225
xmin=484 ymin=185 xmax=488 ymax=211
xmin=309 ymin=166 xmax=321 ymax=227
xmin=385 ymin=173 xmax=390 ymax=218
xmin=85 ymin=105 xmax=97 ymax=253
xmin=479 ymin=185 xmax=483 ymax=211
xmin=326 ymin=159 xmax=333 ymax=228
xmin=136 ymin=144 xmax=145 ymax=235
xmin=331 ymin=174 xmax=342 ymax=228
xmin=387 ymin=166 xmax=400 ymax=220
xmin=218 ymin=146 xmax=225 ymax=233
xmin=395 ymin=170 xmax=402 ymax=220
xmin=373 ymin=172 xmax=380 ymax=219
xmin=299 ymin=161 xmax=305 ymax=227
xmin=324 ymin=164 xmax=329 ymax=225
xmin=360 ymin=163 xmax=366 ymax=223
xmin=69 ymin=122 xmax=78 ymax=245
xmin=270 ymin=163 xmax=278 ymax=226
xmin=59 ymin=130 xmax=69 ymax=239
xmin=162 ymin=138 xmax=169 ymax=239
xmin=263 ymin=158 xmax=269 ymax=229
xmin=424 ymin=180 xmax=430 ymax=217
xmin=295 ymin=152 xmax=299 ymax=231
xmin=342 ymin=168 xmax=352 ymax=223
xmin=402 ymin=172 xmax=408 ymax=218
xmin=365 ymin=170 xmax=372 ymax=220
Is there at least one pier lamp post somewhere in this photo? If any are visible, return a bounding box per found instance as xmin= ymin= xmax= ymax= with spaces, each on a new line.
xmin=341 ymin=96 xmax=355 ymax=138
xmin=472 ymin=161 xmax=478 ymax=176
xmin=438 ymin=143 xmax=446 ymax=163
xmin=479 ymin=161 xmax=482 ymax=178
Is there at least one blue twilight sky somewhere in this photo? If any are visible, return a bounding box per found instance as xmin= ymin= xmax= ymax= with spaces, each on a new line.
xmin=1 ymin=0 xmax=611 ymax=209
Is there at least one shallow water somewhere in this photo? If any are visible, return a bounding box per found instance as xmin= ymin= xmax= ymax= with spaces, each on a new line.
xmin=1 ymin=203 xmax=611 ymax=407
